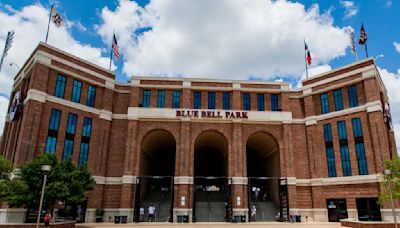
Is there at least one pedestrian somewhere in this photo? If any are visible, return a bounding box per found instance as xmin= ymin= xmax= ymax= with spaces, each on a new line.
xmin=44 ymin=210 xmax=51 ymax=228
xmin=139 ymin=206 xmax=144 ymax=222
xmin=251 ymin=205 xmax=257 ymax=222
xmin=255 ymin=187 xmax=260 ymax=201
xmin=148 ymin=205 xmax=155 ymax=222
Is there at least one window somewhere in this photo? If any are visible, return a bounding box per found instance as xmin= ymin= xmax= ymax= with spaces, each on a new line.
xmin=271 ymin=94 xmax=279 ymax=111
xmin=208 ymin=92 xmax=215 ymax=109
xmin=337 ymin=121 xmax=351 ymax=176
xmin=243 ymin=93 xmax=250 ymax=110
xmin=63 ymin=113 xmax=77 ymax=160
xmin=78 ymin=117 xmax=92 ymax=167
xmin=321 ymin=93 xmax=329 ymax=114
xmin=323 ymin=124 xmax=337 ymax=177
xmin=193 ymin=91 xmax=201 ymax=109
xmin=348 ymin=85 xmax=359 ymax=107
xmin=223 ymin=92 xmax=230 ymax=110
xmin=352 ymin=118 xmax=368 ymax=175
xmin=333 ymin=89 xmax=343 ymax=111
xmin=142 ymin=90 xmax=151 ymax=107
xmin=356 ymin=198 xmax=382 ymax=221
xmin=257 ymin=94 xmax=265 ymax=111
xmin=71 ymin=80 xmax=82 ymax=103
xmin=172 ymin=91 xmax=181 ymax=108
xmin=55 ymin=75 xmax=66 ymax=98
xmin=86 ymin=85 xmax=96 ymax=107
xmin=157 ymin=90 xmax=165 ymax=108
xmin=45 ymin=109 xmax=61 ymax=154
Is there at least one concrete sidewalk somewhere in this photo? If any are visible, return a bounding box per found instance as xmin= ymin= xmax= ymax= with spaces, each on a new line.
xmin=76 ymin=222 xmax=346 ymax=228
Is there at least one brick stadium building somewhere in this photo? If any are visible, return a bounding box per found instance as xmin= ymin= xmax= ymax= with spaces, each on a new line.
xmin=0 ymin=43 xmax=397 ymax=223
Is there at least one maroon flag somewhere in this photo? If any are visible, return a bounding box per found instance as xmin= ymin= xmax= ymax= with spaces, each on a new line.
xmin=358 ymin=24 xmax=368 ymax=45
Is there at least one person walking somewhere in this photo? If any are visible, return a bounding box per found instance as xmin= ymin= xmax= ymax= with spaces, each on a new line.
xmin=251 ymin=205 xmax=257 ymax=222
xmin=148 ymin=205 xmax=155 ymax=222
xmin=139 ymin=206 xmax=144 ymax=222
xmin=44 ymin=211 xmax=51 ymax=228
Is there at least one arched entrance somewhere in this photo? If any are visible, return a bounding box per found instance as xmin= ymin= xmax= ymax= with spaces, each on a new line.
xmin=193 ymin=131 xmax=231 ymax=222
xmin=246 ymin=132 xmax=284 ymax=221
xmin=135 ymin=130 xmax=176 ymax=222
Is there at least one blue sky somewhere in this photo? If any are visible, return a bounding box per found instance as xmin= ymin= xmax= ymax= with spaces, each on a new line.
xmin=0 ymin=0 xmax=399 ymax=141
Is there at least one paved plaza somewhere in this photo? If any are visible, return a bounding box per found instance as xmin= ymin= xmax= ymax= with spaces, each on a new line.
xmin=76 ymin=222 xmax=346 ymax=228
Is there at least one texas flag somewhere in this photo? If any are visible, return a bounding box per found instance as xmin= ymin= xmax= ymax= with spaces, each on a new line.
xmin=305 ymin=42 xmax=312 ymax=65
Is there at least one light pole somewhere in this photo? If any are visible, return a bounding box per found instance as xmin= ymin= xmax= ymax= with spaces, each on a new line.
xmin=36 ymin=165 xmax=51 ymax=228
xmin=375 ymin=54 xmax=384 ymax=61
xmin=9 ymin=62 xmax=21 ymax=70
xmin=385 ymin=169 xmax=398 ymax=228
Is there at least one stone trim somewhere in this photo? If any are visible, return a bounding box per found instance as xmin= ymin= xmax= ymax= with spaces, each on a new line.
xmin=174 ymin=176 xmax=193 ymax=184
xmin=286 ymin=174 xmax=382 ymax=186
xmin=231 ymin=177 xmax=248 ymax=185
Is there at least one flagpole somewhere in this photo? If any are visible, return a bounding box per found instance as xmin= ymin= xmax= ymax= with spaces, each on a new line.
xmin=109 ymin=34 xmax=113 ymax=71
xmin=364 ymin=41 xmax=369 ymax=58
xmin=304 ymin=39 xmax=309 ymax=79
xmin=45 ymin=4 xmax=54 ymax=44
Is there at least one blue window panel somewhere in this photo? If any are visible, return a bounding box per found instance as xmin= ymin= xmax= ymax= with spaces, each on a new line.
xmin=323 ymin=124 xmax=337 ymax=177
xmin=326 ymin=147 xmax=337 ymax=177
xmin=78 ymin=143 xmax=89 ymax=167
xmin=208 ymin=92 xmax=215 ymax=109
xmin=86 ymin=86 xmax=96 ymax=107
xmin=257 ymin=94 xmax=265 ymax=111
xmin=66 ymin=113 xmax=78 ymax=134
xmin=337 ymin=121 xmax=347 ymax=140
xmin=348 ymin=85 xmax=359 ymax=108
xmin=243 ymin=93 xmax=250 ymax=110
xmin=193 ymin=91 xmax=201 ymax=109
xmin=48 ymin=109 xmax=61 ymax=131
xmin=142 ymin=90 xmax=151 ymax=107
xmin=355 ymin=143 xmax=368 ymax=175
xmin=271 ymin=94 xmax=279 ymax=111
xmin=320 ymin=93 xmax=329 ymax=114
xmin=62 ymin=139 xmax=74 ymax=160
xmin=337 ymin=121 xmax=351 ymax=176
xmin=352 ymin=118 xmax=368 ymax=175
xmin=172 ymin=91 xmax=181 ymax=108
xmin=333 ymin=89 xmax=343 ymax=111
xmin=71 ymin=80 xmax=82 ymax=103
xmin=157 ymin=90 xmax=165 ymax=108
xmin=45 ymin=136 xmax=57 ymax=154
xmin=82 ymin=117 xmax=92 ymax=137
xmin=223 ymin=92 xmax=230 ymax=110
xmin=340 ymin=145 xmax=352 ymax=176
xmin=352 ymin=118 xmax=363 ymax=138
xmin=55 ymin=75 xmax=66 ymax=98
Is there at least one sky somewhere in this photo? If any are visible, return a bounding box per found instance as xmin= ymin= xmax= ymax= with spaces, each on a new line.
xmin=0 ymin=0 xmax=399 ymax=147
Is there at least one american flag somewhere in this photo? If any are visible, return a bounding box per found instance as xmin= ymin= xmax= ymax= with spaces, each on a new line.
xmin=358 ymin=24 xmax=368 ymax=45
xmin=112 ymin=34 xmax=120 ymax=61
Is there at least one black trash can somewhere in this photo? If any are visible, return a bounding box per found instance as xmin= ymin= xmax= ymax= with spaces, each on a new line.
xmin=177 ymin=215 xmax=189 ymax=223
xmin=240 ymin=215 xmax=246 ymax=222
xmin=296 ymin=215 xmax=301 ymax=222
xmin=121 ymin=215 xmax=127 ymax=224
xmin=232 ymin=216 xmax=240 ymax=223
xmin=114 ymin=216 xmax=121 ymax=224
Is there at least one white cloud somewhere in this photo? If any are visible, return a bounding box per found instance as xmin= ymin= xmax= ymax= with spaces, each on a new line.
xmin=96 ymin=0 xmax=350 ymax=81
xmin=0 ymin=96 xmax=8 ymax=136
xmin=0 ymin=4 xmax=112 ymax=97
xmin=379 ymin=68 xmax=400 ymax=151
xmin=340 ymin=1 xmax=358 ymax=19
xmin=394 ymin=42 xmax=400 ymax=53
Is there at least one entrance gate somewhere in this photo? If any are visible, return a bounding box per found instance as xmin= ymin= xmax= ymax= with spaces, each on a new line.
xmin=134 ymin=176 xmax=174 ymax=222
xmin=248 ymin=177 xmax=289 ymax=222
xmin=192 ymin=177 xmax=232 ymax=222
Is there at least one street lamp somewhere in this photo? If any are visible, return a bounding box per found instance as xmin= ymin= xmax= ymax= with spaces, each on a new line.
xmin=384 ymin=169 xmax=398 ymax=228
xmin=9 ymin=62 xmax=21 ymax=70
xmin=36 ymin=165 xmax=51 ymax=228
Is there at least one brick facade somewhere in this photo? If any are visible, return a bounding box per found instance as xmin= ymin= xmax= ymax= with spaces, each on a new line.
xmin=0 ymin=42 xmax=397 ymax=223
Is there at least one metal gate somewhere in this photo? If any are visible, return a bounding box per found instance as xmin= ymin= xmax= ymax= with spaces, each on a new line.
xmin=192 ymin=176 xmax=232 ymax=222
xmin=248 ymin=177 xmax=289 ymax=222
xmin=134 ymin=176 xmax=174 ymax=222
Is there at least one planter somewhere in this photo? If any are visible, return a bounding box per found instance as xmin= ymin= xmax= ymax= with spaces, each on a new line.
xmin=95 ymin=217 xmax=103 ymax=223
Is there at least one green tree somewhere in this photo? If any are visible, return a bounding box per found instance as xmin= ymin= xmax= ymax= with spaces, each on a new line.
xmin=379 ymin=156 xmax=400 ymax=205
xmin=3 ymin=154 xmax=95 ymax=209
xmin=0 ymin=155 xmax=28 ymax=206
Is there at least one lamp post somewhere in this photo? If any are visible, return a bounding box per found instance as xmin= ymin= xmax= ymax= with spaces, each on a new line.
xmin=384 ymin=169 xmax=398 ymax=228
xmin=36 ymin=165 xmax=51 ymax=228
xmin=374 ymin=54 xmax=384 ymax=61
